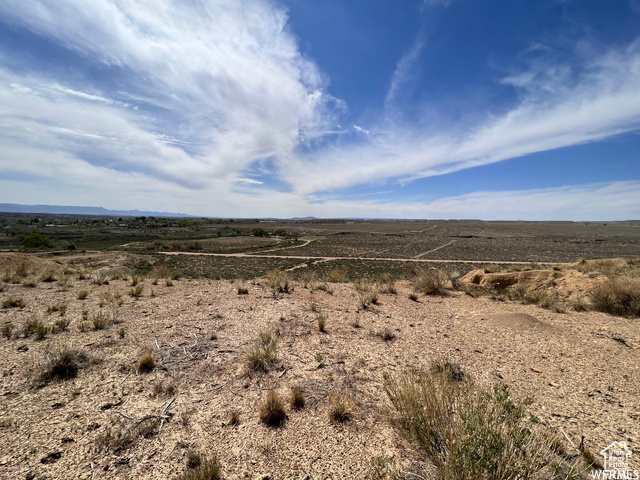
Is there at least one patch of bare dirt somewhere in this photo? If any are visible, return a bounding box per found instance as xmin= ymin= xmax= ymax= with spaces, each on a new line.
xmin=0 ymin=253 xmax=638 ymax=479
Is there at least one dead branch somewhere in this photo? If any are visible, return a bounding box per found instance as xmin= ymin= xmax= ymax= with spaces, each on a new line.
xmin=117 ymin=395 xmax=177 ymax=433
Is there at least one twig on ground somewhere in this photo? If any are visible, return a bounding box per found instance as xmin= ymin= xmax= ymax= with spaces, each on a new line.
xmin=117 ymin=395 xmax=177 ymax=433
xmin=560 ymin=427 xmax=581 ymax=455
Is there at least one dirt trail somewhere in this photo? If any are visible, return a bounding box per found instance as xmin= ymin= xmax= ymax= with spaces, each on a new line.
xmin=414 ymin=240 xmax=457 ymax=258
xmin=159 ymin=250 xmax=562 ymax=266
xmin=253 ymin=238 xmax=314 ymax=254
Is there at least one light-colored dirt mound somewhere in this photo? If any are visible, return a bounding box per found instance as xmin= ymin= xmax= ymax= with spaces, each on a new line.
xmin=0 ymin=253 xmax=62 ymax=278
xmin=485 ymin=312 xmax=553 ymax=331
xmin=461 ymin=269 xmax=557 ymax=290
xmin=460 ymin=265 xmax=604 ymax=304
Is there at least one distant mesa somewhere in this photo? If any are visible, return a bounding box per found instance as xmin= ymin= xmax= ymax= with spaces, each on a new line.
xmin=0 ymin=203 xmax=191 ymax=218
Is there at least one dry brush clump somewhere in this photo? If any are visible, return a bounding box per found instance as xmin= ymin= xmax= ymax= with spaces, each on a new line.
xmin=264 ymin=268 xmax=292 ymax=295
xmin=412 ymin=269 xmax=450 ymax=296
xmin=590 ymin=276 xmax=640 ymax=317
xmin=35 ymin=348 xmax=91 ymax=384
xmin=384 ymin=366 xmax=578 ymax=480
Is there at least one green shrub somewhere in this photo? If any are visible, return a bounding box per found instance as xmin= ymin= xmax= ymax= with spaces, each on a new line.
xmin=34 ymin=323 xmax=51 ymax=340
xmin=22 ymin=317 xmax=45 ymax=337
xmin=77 ymin=290 xmax=89 ymax=300
xmin=22 ymin=232 xmax=51 ymax=249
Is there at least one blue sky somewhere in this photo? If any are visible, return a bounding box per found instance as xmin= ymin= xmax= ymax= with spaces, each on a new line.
xmin=0 ymin=0 xmax=639 ymax=219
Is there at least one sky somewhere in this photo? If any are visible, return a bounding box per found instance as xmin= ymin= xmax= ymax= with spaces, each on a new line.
xmin=0 ymin=0 xmax=639 ymax=220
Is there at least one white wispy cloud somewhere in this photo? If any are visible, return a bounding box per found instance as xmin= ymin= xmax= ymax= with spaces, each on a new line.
xmin=0 ymin=0 xmax=336 ymax=187
xmin=301 ymin=181 xmax=640 ymax=220
xmin=384 ymin=33 xmax=425 ymax=117
xmin=353 ymin=125 xmax=370 ymax=135
xmin=282 ymin=39 xmax=640 ymax=195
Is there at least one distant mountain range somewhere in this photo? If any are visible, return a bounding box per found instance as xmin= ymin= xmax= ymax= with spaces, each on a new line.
xmin=0 ymin=203 xmax=192 ymax=218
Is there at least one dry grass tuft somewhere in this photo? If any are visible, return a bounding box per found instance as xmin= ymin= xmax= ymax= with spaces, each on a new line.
xmin=329 ymin=388 xmax=352 ymax=423
xmin=378 ymin=273 xmax=397 ymax=294
xmin=355 ymin=280 xmax=380 ymax=309
xmin=326 ymin=265 xmax=349 ymax=283
xmin=244 ymin=328 xmax=278 ymax=372
xmin=92 ymin=311 xmax=111 ymax=330
xmin=175 ymin=457 xmax=222 ymax=480
xmin=317 ymin=312 xmax=327 ymax=332
xmin=290 ymin=384 xmax=306 ymax=410
xmin=265 ymin=268 xmax=292 ymax=295
xmin=228 ymin=410 xmax=241 ymax=426
xmin=3 ymin=297 xmax=26 ymax=309
xmin=259 ymin=389 xmax=287 ymax=427
xmin=129 ymin=284 xmax=144 ymax=298
xmin=91 ymin=271 xmax=110 ymax=285
xmin=186 ymin=450 xmax=203 ymax=469
xmin=2 ymin=322 xmax=14 ymax=339
xmin=431 ymin=359 xmax=465 ymax=381
xmin=137 ymin=348 xmax=156 ymax=373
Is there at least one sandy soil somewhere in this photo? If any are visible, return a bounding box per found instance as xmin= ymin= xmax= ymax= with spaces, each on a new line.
xmin=0 ymin=254 xmax=639 ymax=479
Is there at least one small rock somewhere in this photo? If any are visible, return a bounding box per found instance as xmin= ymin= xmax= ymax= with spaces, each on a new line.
xmin=532 ymin=368 xmax=543 ymax=373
